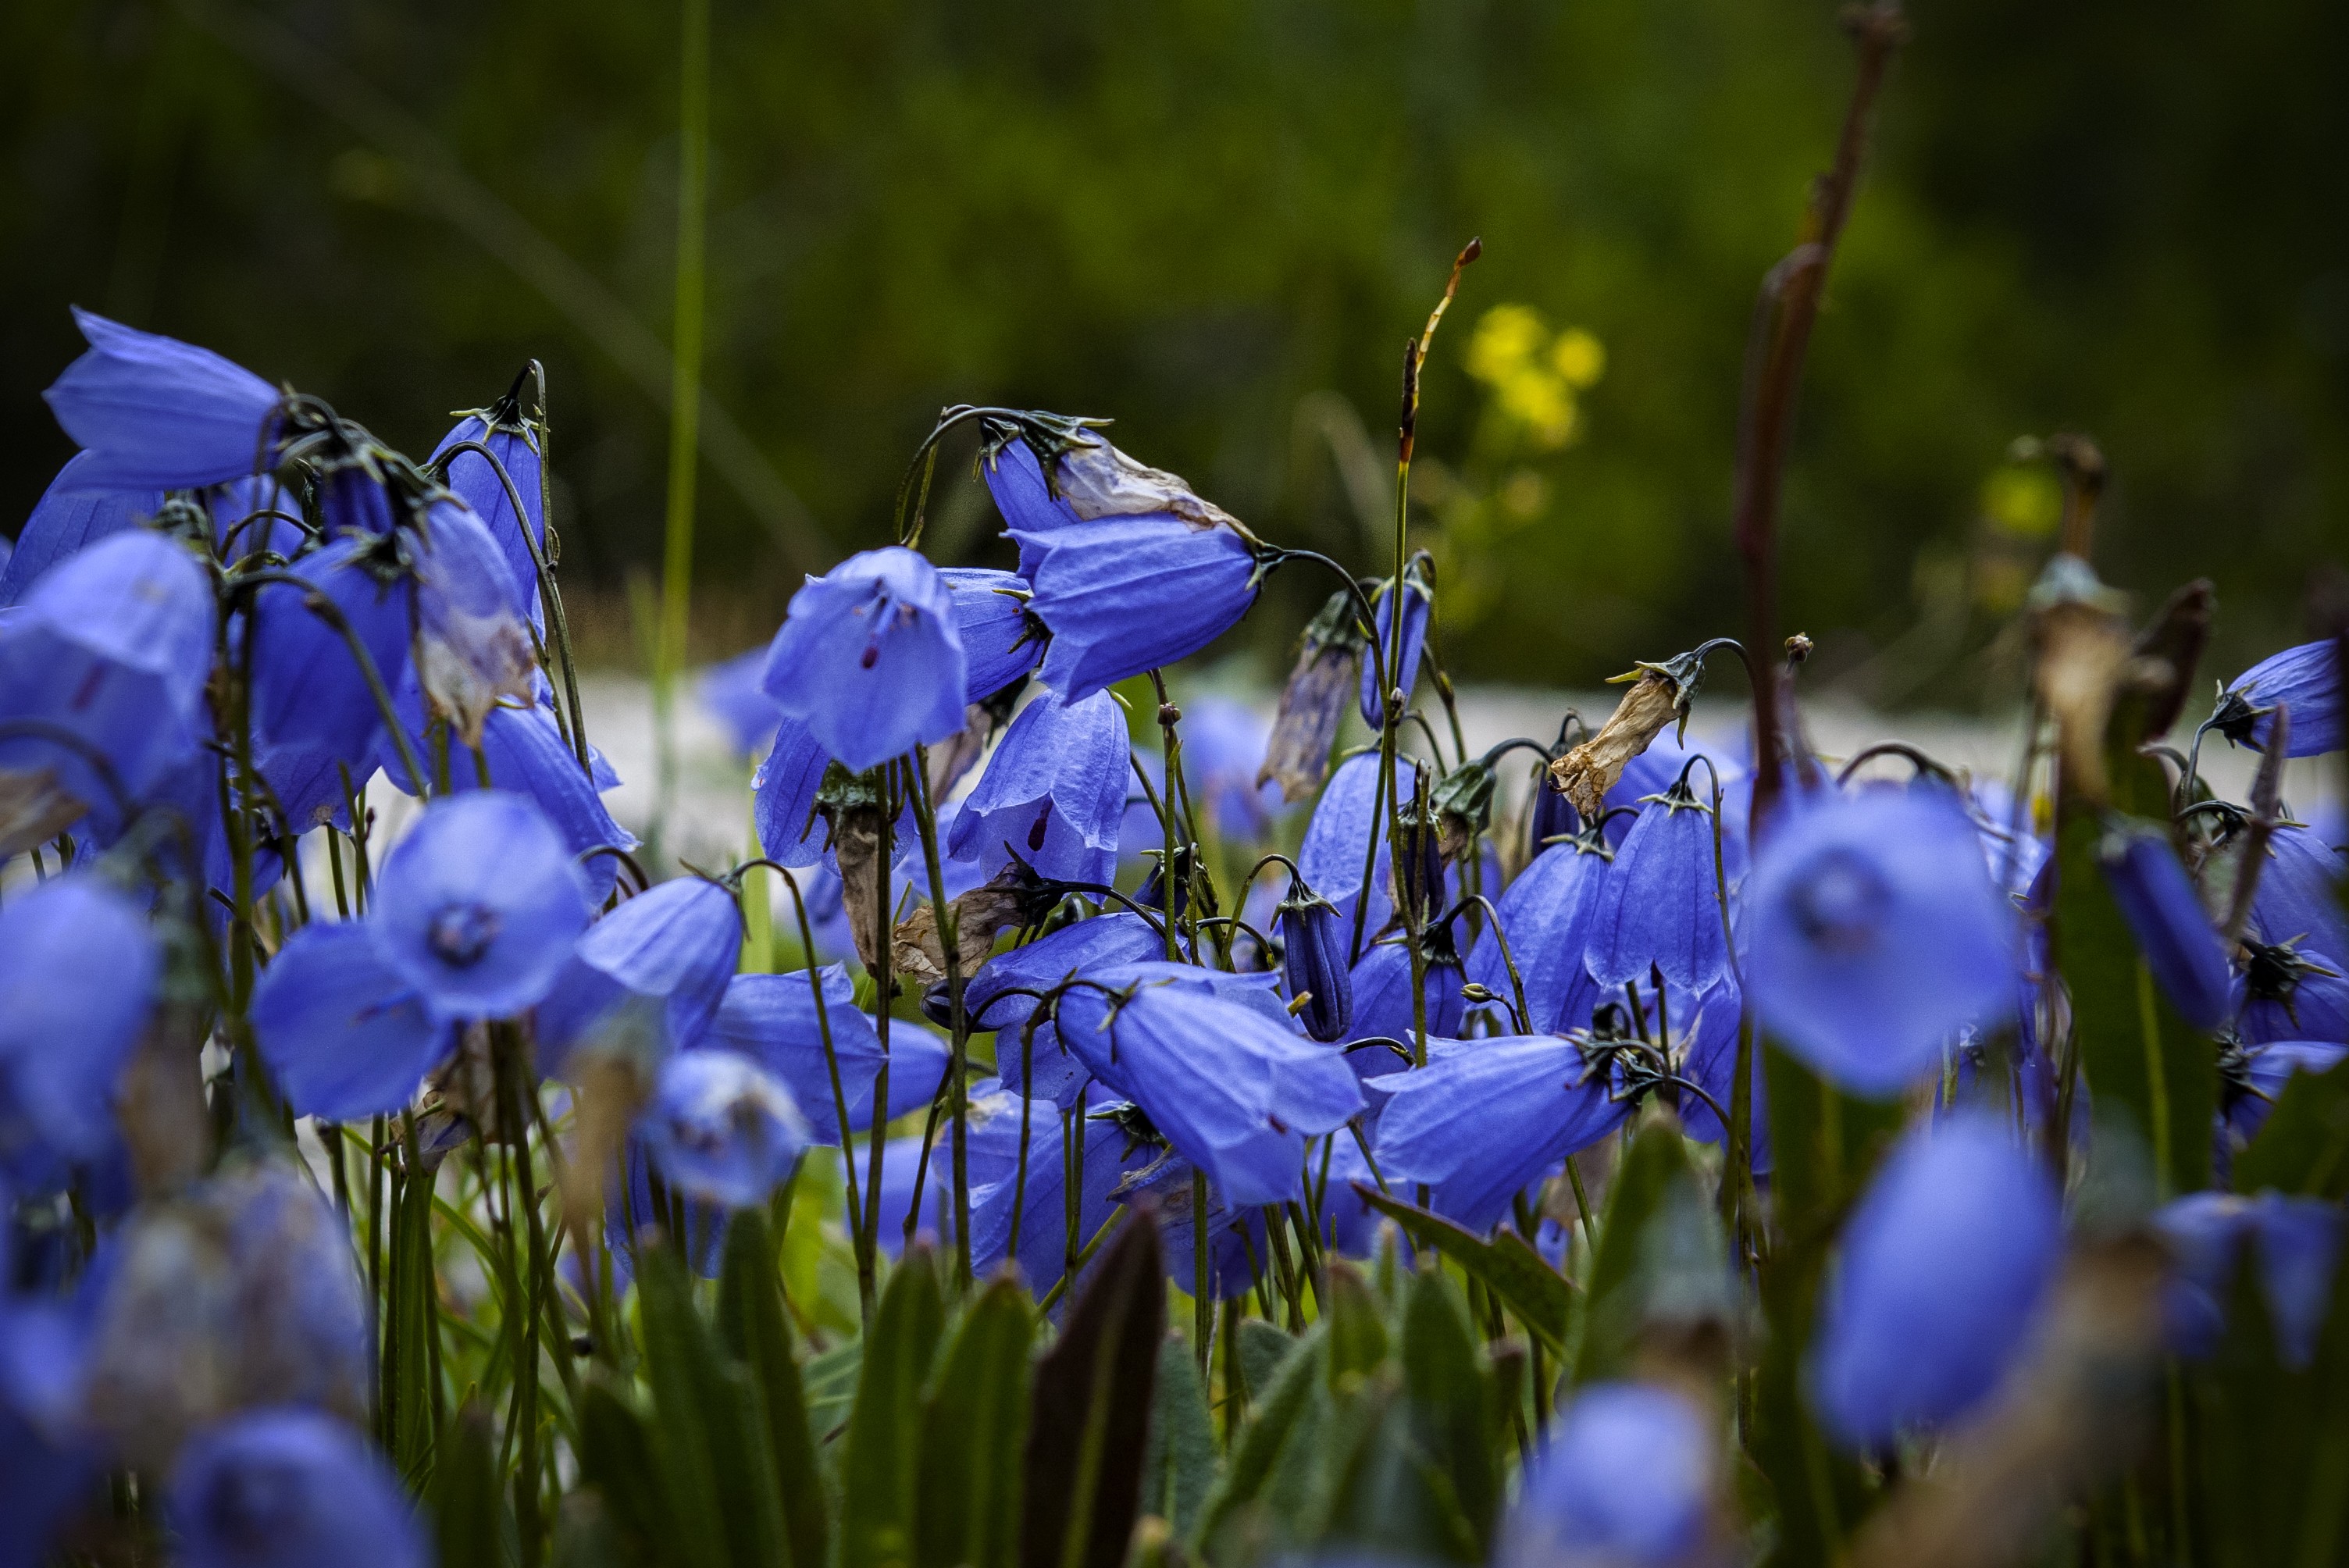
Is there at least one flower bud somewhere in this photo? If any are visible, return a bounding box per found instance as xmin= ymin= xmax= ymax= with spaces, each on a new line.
xmin=1260 ymin=590 xmax=1365 ymax=803
xmin=1278 ymin=879 xmax=1353 ymax=1042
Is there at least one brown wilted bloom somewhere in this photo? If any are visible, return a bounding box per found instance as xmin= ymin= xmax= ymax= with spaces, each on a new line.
xmin=925 ymin=701 xmax=996 ymax=801
xmin=1549 ymin=668 xmax=1681 ymax=818
xmin=0 ymin=765 xmax=87 ymax=858
xmin=2027 ymin=555 xmax=2141 ymax=808
xmin=2129 ymin=578 xmax=2215 ymax=739
xmin=1260 ymin=589 xmax=1366 ymax=803
xmin=891 ymin=864 xmax=1052 ymax=985
xmin=560 ymin=1053 xmax=649 ymax=1237
xmin=830 ymin=803 xmax=889 ymax=973
xmin=1053 ymin=436 xmax=1250 ymax=538
xmin=116 ymin=1006 xmax=212 ymax=1196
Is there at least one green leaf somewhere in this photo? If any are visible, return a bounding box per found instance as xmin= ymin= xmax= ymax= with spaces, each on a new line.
xmin=914 ymin=1278 xmax=1032 ymax=1568
xmin=1192 ymin=1324 xmax=1327 ymax=1554
xmin=1349 ymin=1185 xmax=1574 ymax=1353
xmin=841 ymin=1246 xmax=946 ymax=1568
xmin=577 ymin=1377 xmax=670 ymax=1561
xmin=1235 ymin=1320 xmax=1297 ymax=1401
xmin=429 ymin=1399 xmax=511 ymax=1568
xmin=1022 ymin=1213 xmax=1166 ymax=1568
xmin=718 ymin=1210 xmax=830 ymax=1568
xmin=2235 ymin=1053 xmax=2349 ymax=1199
xmin=1324 ymin=1262 xmax=1389 ymax=1387
xmin=638 ymin=1241 xmax=788 ymax=1568
xmin=1570 ymin=1116 xmax=1729 ymax=1388
xmin=1400 ymin=1268 xmax=1500 ymax=1560
xmin=804 ymin=1339 xmax=865 ymax=1439
xmin=1139 ymin=1335 xmax=1221 ymax=1537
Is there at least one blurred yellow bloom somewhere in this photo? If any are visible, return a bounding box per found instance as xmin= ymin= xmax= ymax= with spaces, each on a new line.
xmin=1982 ymin=465 xmax=2062 ymax=538
xmin=1551 ymin=327 xmax=1606 ymax=388
xmin=1466 ymin=304 xmax=1604 ymax=451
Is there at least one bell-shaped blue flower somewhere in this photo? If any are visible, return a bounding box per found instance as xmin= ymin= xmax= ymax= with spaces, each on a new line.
xmin=1502 ymin=1381 xmax=1716 ymax=1568
xmin=0 ymin=875 xmax=161 ymax=1160
xmin=751 ymin=713 xmax=831 ymax=868
xmin=1745 ymin=789 xmax=2019 ymax=1097
xmin=949 ymin=688 xmax=1128 ymax=886
xmin=1349 ymin=935 xmax=1467 ymax=1046
xmin=702 ymin=965 xmax=950 ymax=1142
xmin=412 ymin=497 xmax=536 ymax=745
xmin=700 ymin=646 xmax=782 ymax=758
xmin=1358 ymin=567 xmax=1431 ymax=727
xmin=1053 ymin=963 xmax=1361 ymax=1206
xmin=248 ymin=533 xmax=413 ymax=768
xmin=1279 ymin=882 xmax=1353 ymax=1043
xmin=1109 ymin=1149 xmax=1268 ymax=1303
xmin=2100 ymin=820 xmax=2231 ymax=1032
xmin=43 ymin=309 xmax=280 ymax=491
xmin=2217 ymin=640 xmax=2341 ymax=757
xmin=1584 ymin=776 xmax=1731 ymax=996
xmin=2153 ymin=1190 xmax=2343 ymax=1368
xmin=371 ymin=790 xmax=589 ymax=1019
xmin=981 ymin=436 xmax=1082 ymax=578
xmin=637 ymin=1050 xmax=811 ymax=1210
xmin=430 ymin=397 xmax=549 ymax=629
xmin=968 ymin=1089 xmax=1159 ymax=1299
xmin=1469 ymin=832 xmax=1613 ymax=1034
xmin=964 ymin=913 xmax=1167 ymax=1105
xmin=761 ymin=546 xmax=967 ymax=773
xmin=941 ymin=567 xmax=1045 ymax=701
xmin=1370 ymin=1036 xmax=1631 ymax=1231
xmin=0 ymin=529 xmax=213 ymax=847
xmin=2225 ymin=1039 xmax=2348 ymax=1146
xmin=167 ymin=1408 xmax=426 ymax=1568
xmin=1807 ymin=1110 xmax=2062 ymax=1449
xmin=535 ymin=877 xmax=743 ymax=1075
xmin=251 ymin=922 xmax=454 ymax=1122
xmin=2246 ymin=824 xmax=2348 ymax=964
xmin=0 ymin=452 xmax=162 ymax=606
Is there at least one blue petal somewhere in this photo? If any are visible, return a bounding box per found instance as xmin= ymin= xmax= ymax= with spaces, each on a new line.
xmin=2226 ymin=640 xmax=2342 ymax=757
xmin=0 ymin=876 xmax=161 ymax=1158
xmin=1506 ymin=1382 xmax=1715 ymax=1568
xmin=430 ymin=413 xmax=547 ymax=632
xmin=248 ymin=535 xmax=414 ymax=765
xmin=1370 ymin=1037 xmax=1630 ymax=1231
xmin=700 ymin=647 xmax=782 ymax=759
xmin=371 ymin=790 xmax=589 ymax=1019
xmin=751 ymin=713 xmax=831 ymax=868
xmin=251 ymin=921 xmax=454 ymax=1121
xmin=701 ymin=966 xmax=948 ymax=1142
xmin=43 ymin=309 xmax=280 ymax=491
xmin=967 ymin=1091 xmax=1157 ymax=1299
xmin=1022 ymin=517 xmax=1259 ymax=700
xmin=168 ymin=1409 xmax=427 ymax=1568
xmin=2101 ymin=822 xmax=2232 ymax=1032
xmin=761 ymin=547 xmax=968 ymax=773
xmin=1467 ymin=836 xmax=1613 ymax=1032
xmin=536 ymin=878 xmax=743 ymax=1074
xmin=981 ymin=438 xmax=1082 ymax=579
xmin=0 ymin=453 xmax=162 ymax=607
xmin=949 ymin=688 xmax=1128 ymax=886
xmin=1584 ymin=793 xmax=1730 ymax=993
xmin=940 ymin=567 xmax=1043 ymax=702
xmin=638 ymin=1051 xmax=811 ymax=1209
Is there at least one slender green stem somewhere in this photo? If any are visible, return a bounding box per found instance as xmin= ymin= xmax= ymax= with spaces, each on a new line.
xmin=652 ymin=0 xmax=711 ymax=854
xmin=904 ymin=750 xmax=974 ymax=1290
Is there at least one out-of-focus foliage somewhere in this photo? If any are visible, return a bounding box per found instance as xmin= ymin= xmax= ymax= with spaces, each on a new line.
xmin=5 ymin=0 xmax=2347 ymax=692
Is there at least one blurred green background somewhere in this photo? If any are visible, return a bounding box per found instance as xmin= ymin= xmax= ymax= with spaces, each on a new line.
xmin=5 ymin=0 xmax=2345 ymax=701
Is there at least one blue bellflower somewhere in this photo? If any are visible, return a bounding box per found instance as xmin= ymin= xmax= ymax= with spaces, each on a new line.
xmin=1502 ymin=1381 xmax=1716 ymax=1568
xmin=638 ymin=1050 xmax=812 ymax=1209
xmin=1371 ymin=1037 xmax=1631 ymax=1231
xmin=1745 ymin=789 xmax=2020 ymax=1097
xmin=980 ymin=435 xmax=1082 ymax=579
xmin=2154 ymin=1190 xmax=2344 ymax=1368
xmin=1297 ymin=750 xmax=1399 ymax=939
xmin=1584 ymin=776 xmax=1731 ymax=996
xmin=2246 ymin=825 xmax=2349 ymax=963
xmin=702 ymin=965 xmax=950 ymax=1142
xmin=968 ymin=1092 xmax=1158 ymax=1300
xmin=1807 ymin=1111 xmax=2063 ymax=1449
xmin=535 ymin=877 xmax=744 ymax=1076
xmin=2100 ymin=820 xmax=2232 ymax=1032
xmin=371 ymin=790 xmax=590 ymax=1019
xmin=251 ymin=923 xmax=453 ymax=1122
xmin=0 ymin=875 xmax=162 ymax=1160
xmin=168 ymin=1408 xmax=427 ymax=1568
xmin=246 ymin=533 xmax=414 ymax=768
xmin=1109 ymin=1149 xmax=1268 ymax=1303
xmin=1468 ymin=832 xmax=1613 ymax=1034
xmin=430 ymin=398 xmax=549 ymax=629
xmin=2217 ymin=640 xmax=2342 ymax=758
xmin=0 ymin=452 xmax=162 ymax=607
xmin=965 ymin=913 xmax=1168 ymax=1106
xmin=1349 ymin=936 xmax=1467 ymax=1047
xmin=949 ymin=688 xmax=1128 ymax=886
xmin=43 ymin=309 xmax=280 ymax=491
xmin=1278 ymin=881 xmax=1353 ymax=1042
xmin=941 ymin=567 xmax=1045 ymax=701
xmin=752 ymin=713 xmax=832 ymax=868
xmin=761 ymin=546 xmax=968 ymax=773
xmin=412 ymin=497 xmax=536 ymax=745
xmin=1358 ymin=568 xmax=1431 ymax=728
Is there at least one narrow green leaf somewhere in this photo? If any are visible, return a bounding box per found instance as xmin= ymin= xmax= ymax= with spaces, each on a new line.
xmin=1325 ymin=1262 xmax=1390 ymax=1386
xmin=1191 ymin=1324 xmax=1327 ymax=1553
xmin=638 ymin=1241 xmax=787 ymax=1568
xmin=915 ymin=1278 xmax=1033 ymax=1568
xmin=1139 ymin=1335 xmax=1221 ymax=1536
xmin=718 ymin=1211 xmax=829 ymax=1568
xmin=577 ymin=1378 xmax=670 ymax=1561
xmin=1571 ymin=1117 xmax=1728 ymax=1387
xmin=1349 ymin=1185 xmax=1574 ymax=1352
xmin=1400 ymin=1268 xmax=1500 ymax=1560
xmin=843 ymin=1246 xmax=946 ymax=1568
xmin=1235 ymin=1320 xmax=1297 ymax=1402
xmin=429 ymin=1399 xmax=511 ymax=1568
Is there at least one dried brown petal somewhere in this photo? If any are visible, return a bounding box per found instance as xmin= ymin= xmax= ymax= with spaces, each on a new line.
xmin=832 ymin=807 xmax=889 ymax=974
xmin=2031 ymin=599 xmax=2133 ymax=807
xmin=1055 ymin=439 xmax=1246 ymax=534
xmin=116 ymin=1007 xmax=212 ymax=1196
xmin=1260 ymin=642 xmax=1359 ymax=803
xmin=891 ymin=875 xmax=1030 ymax=985
xmin=2130 ymin=579 xmax=2215 ymax=739
xmin=1548 ymin=670 xmax=1680 ymax=818
xmin=0 ymin=766 xmax=88 ymax=858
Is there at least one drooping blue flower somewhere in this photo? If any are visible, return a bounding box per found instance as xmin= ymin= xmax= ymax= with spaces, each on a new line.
xmin=251 ymin=922 xmax=453 ymax=1122
xmin=948 ymin=688 xmax=1128 ymax=886
xmin=535 ymin=877 xmax=743 ymax=1076
xmin=1745 ymin=789 xmax=2019 ymax=1097
xmin=247 ymin=533 xmax=414 ymax=768
xmin=1108 ymin=1149 xmax=1267 ymax=1303
xmin=1584 ymin=776 xmax=1731 ymax=997
xmin=2246 ymin=824 xmax=2348 ymax=964
xmin=761 ymin=546 xmax=968 ymax=773
xmin=700 ymin=646 xmax=783 ymax=758
xmin=2224 ymin=1039 xmax=2349 ymax=1146
xmin=371 ymin=790 xmax=589 ymax=1019
xmin=966 ymin=1087 xmax=1158 ymax=1299
xmin=2153 ymin=1190 xmax=2344 ymax=1368
xmin=167 ymin=1409 xmax=426 ymax=1568
xmin=1358 ymin=568 xmax=1431 ymax=728
xmin=1349 ymin=935 xmax=1467 ymax=1046
xmin=43 ymin=309 xmax=280 ymax=491
xmin=751 ymin=714 xmax=831 ymax=868
xmin=1467 ymin=832 xmax=1613 ymax=1034
xmin=2100 ymin=819 xmax=2232 ymax=1032
xmin=1807 ymin=1111 xmax=2062 ymax=1449
xmin=2216 ymin=640 xmax=2342 ymax=757
xmin=701 ymin=965 xmax=950 ymax=1142
xmin=941 ymin=567 xmax=1045 ymax=702
xmin=430 ymin=397 xmax=549 ymax=629
xmin=2236 ymin=951 xmax=2349 ymax=1046
xmin=1528 ymin=775 xmax=1580 ymax=853
xmin=0 ymin=875 xmax=161 ymax=1160
xmin=0 ymin=529 xmax=214 ymax=849
xmin=1279 ymin=881 xmax=1353 ymax=1043
xmin=412 ymin=497 xmax=536 ymax=745
xmin=637 ymin=1050 xmax=811 ymax=1210
xmin=1052 ymin=964 xmax=1361 ymax=1206
xmin=964 ymin=913 xmax=1167 ymax=1105
xmin=0 ymin=452 xmax=162 ymax=606
xmin=1370 ymin=1036 xmax=1631 ymax=1231
xmin=1502 ymin=1381 xmax=1716 ymax=1568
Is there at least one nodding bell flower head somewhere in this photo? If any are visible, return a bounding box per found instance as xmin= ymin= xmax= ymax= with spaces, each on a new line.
xmin=941 ymin=567 xmax=1045 ymax=702
xmin=1807 ymin=1112 xmax=2063 ymax=1449
xmin=1278 ymin=879 xmax=1353 ymax=1042
xmin=2099 ymin=819 xmax=2232 ymax=1032
xmin=2247 ymin=824 xmax=2349 ymax=965
xmin=1502 ymin=1381 xmax=1718 ymax=1568
xmin=1584 ymin=773 xmax=1731 ymax=997
xmin=1745 ymin=789 xmax=2019 ymax=1098
xmin=638 ymin=1050 xmax=812 ymax=1210
xmin=1529 ymin=773 xmax=1581 ymax=850
xmin=0 ymin=529 xmax=214 ymax=850
xmin=430 ymin=387 xmax=549 ymax=626
xmin=1297 ymin=750 xmax=1392 ymax=913
xmin=2215 ymin=640 xmax=2342 ymax=758
xmin=1350 ymin=931 xmax=1467 ymax=1047
xmin=1261 ymin=589 xmax=1366 ymax=804
xmin=996 ymin=430 xmax=1264 ymax=700
xmin=761 ymin=546 xmax=968 ymax=773
xmin=948 ymin=688 xmax=1128 ymax=886
xmin=1469 ymin=829 xmax=1613 ymax=1034
xmin=2153 ymin=1190 xmax=2343 ymax=1369
xmin=535 ymin=876 xmax=744 ymax=1077
xmin=752 ymin=713 xmax=832 ymax=869
xmin=978 ymin=429 xmax=1083 ymax=579
xmin=246 ymin=531 xmax=415 ymax=768
xmin=0 ymin=451 xmax=163 ymax=607
xmin=168 ymin=1409 xmax=427 ymax=1568
xmin=43 ymin=308 xmax=280 ymax=491
xmin=706 ymin=965 xmax=947 ymax=1142
xmin=372 ymin=790 xmax=590 ymax=1019
xmin=1358 ymin=560 xmax=1432 ymax=728
xmin=251 ymin=922 xmax=454 ymax=1122
xmin=1371 ymin=1036 xmax=1631 ymax=1231
xmin=961 ymin=912 xmax=1165 ymax=1106
xmin=0 ymin=875 xmax=162 ymax=1160
xmin=413 ymin=497 xmax=537 ymax=747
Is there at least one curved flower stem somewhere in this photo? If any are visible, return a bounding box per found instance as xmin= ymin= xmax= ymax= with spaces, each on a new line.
xmin=1259 ymin=545 xmax=1394 ymax=709
xmin=905 ymin=747 xmax=974 ymax=1291
xmin=1834 ymin=741 xmax=1955 ymax=787
xmin=1453 ymin=893 xmax=1529 ymax=1030
xmin=762 ymin=863 xmax=864 ymax=1254
xmin=1004 ymin=1010 xmax=1051 ymax=1265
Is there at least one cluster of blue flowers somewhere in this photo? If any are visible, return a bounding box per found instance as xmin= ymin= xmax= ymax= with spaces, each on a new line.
xmin=2 ymin=303 xmax=2346 ymax=1568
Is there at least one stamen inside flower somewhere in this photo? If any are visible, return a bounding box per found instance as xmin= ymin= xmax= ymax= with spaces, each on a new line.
xmin=425 ymin=903 xmax=501 ymax=968
xmin=1791 ymin=847 xmax=1891 ymax=955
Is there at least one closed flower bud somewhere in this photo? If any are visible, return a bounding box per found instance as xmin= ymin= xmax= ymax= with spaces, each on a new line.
xmin=2214 ymin=639 xmax=2342 ymax=759
xmin=1260 ymin=589 xmax=1365 ymax=803
xmin=1359 ymin=556 xmax=1433 ymax=728
xmin=2098 ymin=818 xmax=2232 ymax=1032
xmin=1278 ymin=878 xmax=1353 ymax=1042
xmin=168 ymin=1409 xmax=426 ymax=1568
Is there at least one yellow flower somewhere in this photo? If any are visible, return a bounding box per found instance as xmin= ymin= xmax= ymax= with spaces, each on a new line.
xmin=1467 ymin=303 xmax=1548 ymax=385
xmin=1550 ymin=327 xmax=1606 ymax=388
